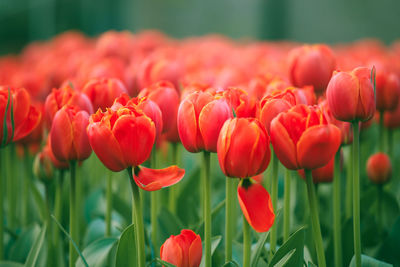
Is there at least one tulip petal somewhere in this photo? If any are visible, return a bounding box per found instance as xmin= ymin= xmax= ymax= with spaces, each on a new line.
xmin=178 ymin=100 xmax=201 ymax=153
xmin=133 ymin=165 xmax=185 ymax=191
xmin=71 ymin=111 xmax=92 ymax=161
xmin=160 ymin=237 xmax=183 ymax=267
xmin=238 ymin=182 xmax=275 ymax=233
xmin=13 ymin=105 xmax=41 ymax=141
xmin=297 ymin=124 xmax=341 ymax=170
xmin=188 ymin=234 xmax=202 ymax=267
xmin=51 ymin=109 xmax=73 ymax=162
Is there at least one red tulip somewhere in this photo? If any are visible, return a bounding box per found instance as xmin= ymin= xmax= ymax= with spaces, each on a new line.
xmin=384 ymin=100 xmax=400 ymax=129
xmin=217 ymin=118 xmax=270 ymax=178
xmin=178 ymin=90 xmax=233 ymax=153
xmin=288 ymin=44 xmax=336 ymax=93
xmin=270 ymin=104 xmax=341 ymax=170
xmin=50 ymin=105 xmax=92 ymax=162
xmin=0 ymin=86 xmax=41 ymax=146
xmin=82 ymin=78 xmax=128 ymax=111
xmin=160 ymin=229 xmax=202 ymax=267
xmin=87 ymin=98 xmax=185 ymax=190
xmin=238 ymin=180 xmax=275 ymax=232
xmin=366 ymin=152 xmax=392 ymax=184
xmin=326 ymin=67 xmax=376 ymax=122
xmin=216 ymin=87 xmax=257 ymax=118
xmin=298 ymin=156 xmax=335 ymax=184
xmin=258 ymin=89 xmax=296 ymax=133
xmin=44 ymin=84 xmax=93 ymax=127
xmin=376 ymin=72 xmax=400 ymax=111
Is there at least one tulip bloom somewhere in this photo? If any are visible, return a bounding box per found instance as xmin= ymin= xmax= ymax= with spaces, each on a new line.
xmin=298 ymin=156 xmax=335 ymax=184
xmin=50 ymin=105 xmax=92 ymax=162
xmin=366 ymin=152 xmax=392 ymax=184
xmin=217 ymin=118 xmax=270 ymax=178
xmin=87 ymin=97 xmax=184 ymax=190
xmin=270 ymin=104 xmax=341 ymax=170
xmin=178 ymin=91 xmax=233 ymax=153
xmin=44 ymin=84 xmax=93 ymax=127
xmin=376 ymin=72 xmax=400 ymax=111
xmin=288 ymin=44 xmax=336 ymax=92
xmin=238 ymin=180 xmax=275 ymax=232
xmin=0 ymin=86 xmax=41 ymax=146
xmin=384 ymin=101 xmax=400 ymax=129
xmin=160 ymin=229 xmax=202 ymax=267
xmin=216 ymin=88 xmax=257 ymax=118
xmin=82 ymin=78 xmax=128 ymax=111
xmin=258 ymin=89 xmax=296 ymax=133
xmin=326 ymin=67 xmax=376 ymax=122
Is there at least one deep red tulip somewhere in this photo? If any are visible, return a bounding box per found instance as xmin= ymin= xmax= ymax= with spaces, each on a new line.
xmin=288 ymin=44 xmax=336 ymax=92
xmin=366 ymin=152 xmax=392 ymax=184
xmin=376 ymin=72 xmax=400 ymax=111
xmin=82 ymin=78 xmax=128 ymax=111
xmin=160 ymin=229 xmax=202 ymax=267
xmin=217 ymin=118 xmax=270 ymax=178
xmin=50 ymin=105 xmax=92 ymax=162
xmin=87 ymin=99 xmax=185 ymax=190
xmin=44 ymin=84 xmax=93 ymax=127
xmin=0 ymin=86 xmax=41 ymax=146
xmin=178 ymin=90 xmax=233 ymax=153
xmin=238 ymin=180 xmax=275 ymax=232
xmin=258 ymin=89 xmax=296 ymax=133
xmin=17 ymin=102 xmax=44 ymax=148
xmin=326 ymin=67 xmax=376 ymax=122
xmin=270 ymin=104 xmax=341 ymax=170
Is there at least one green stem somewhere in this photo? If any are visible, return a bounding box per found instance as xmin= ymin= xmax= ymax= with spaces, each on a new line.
xmin=0 ymin=150 xmax=5 ymax=260
xmin=352 ymin=121 xmax=361 ymax=267
xmin=345 ymin=146 xmax=353 ymax=219
xmin=269 ymin=153 xmax=279 ymax=256
xmin=106 ymin=171 xmax=112 ymax=237
xmin=379 ymin=111 xmax=385 ymax=151
xmin=45 ymin=182 xmax=54 ymax=266
xmin=387 ymin=129 xmax=393 ymax=160
xmin=377 ymin=185 xmax=382 ymax=229
xmin=22 ymin=146 xmax=30 ymax=226
xmin=168 ymin=143 xmax=178 ymax=213
xmin=53 ymin=170 xmax=64 ymax=250
xmin=283 ymin=169 xmax=291 ymax=242
xmin=7 ymin=146 xmax=16 ymax=229
xmin=243 ymin=215 xmax=250 ymax=267
xmin=225 ymin=177 xmax=236 ymax=261
xmin=75 ymin=165 xmax=82 ymax=247
xmin=128 ymin=167 xmax=146 ymax=267
xmin=333 ymin=150 xmax=342 ymax=267
xmin=203 ymin=151 xmax=211 ymax=267
xmin=305 ymin=169 xmax=326 ymax=267
xmin=69 ymin=161 xmax=77 ymax=267
xmin=150 ymin=147 xmax=158 ymax=254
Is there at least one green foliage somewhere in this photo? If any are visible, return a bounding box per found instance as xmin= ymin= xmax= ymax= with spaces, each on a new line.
xmin=115 ymin=224 xmax=136 ymax=267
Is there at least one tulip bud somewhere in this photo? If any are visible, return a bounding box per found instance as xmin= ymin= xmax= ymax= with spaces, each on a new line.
xmin=326 ymin=67 xmax=376 ymax=122
xmin=217 ymin=118 xmax=270 ymax=178
xmin=288 ymin=44 xmax=336 ymax=93
xmin=366 ymin=152 xmax=392 ymax=184
xmin=160 ymin=229 xmax=202 ymax=267
xmin=33 ymin=149 xmax=54 ymax=184
xmin=376 ymin=72 xmax=400 ymax=112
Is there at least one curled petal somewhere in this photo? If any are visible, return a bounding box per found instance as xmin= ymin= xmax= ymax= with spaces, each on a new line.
xmin=13 ymin=105 xmax=41 ymax=141
xmin=238 ymin=182 xmax=275 ymax=233
xmin=133 ymin=165 xmax=185 ymax=191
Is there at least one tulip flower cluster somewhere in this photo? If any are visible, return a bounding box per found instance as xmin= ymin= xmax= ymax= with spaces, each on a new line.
xmin=0 ymin=30 xmax=399 ymax=267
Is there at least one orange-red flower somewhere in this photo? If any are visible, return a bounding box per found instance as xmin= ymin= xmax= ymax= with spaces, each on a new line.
xmin=178 ymin=90 xmax=233 ymax=153
xmin=160 ymin=229 xmax=202 ymax=267
xmin=326 ymin=67 xmax=376 ymax=122
xmin=288 ymin=44 xmax=336 ymax=93
xmin=366 ymin=152 xmax=392 ymax=184
xmin=376 ymin=71 xmax=400 ymax=111
xmin=44 ymin=84 xmax=93 ymax=127
xmin=298 ymin=156 xmax=335 ymax=184
xmin=82 ymin=78 xmax=128 ymax=111
xmin=238 ymin=180 xmax=275 ymax=232
xmin=217 ymin=118 xmax=270 ymax=178
xmin=270 ymin=104 xmax=341 ymax=170
xmin=0 ymin=86 xmax=41 ymax=146
xmin=50 ymin=105 xmax=92 ymax=162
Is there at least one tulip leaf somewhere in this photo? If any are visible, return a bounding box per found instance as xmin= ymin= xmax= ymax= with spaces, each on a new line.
xmin=151 ymin=258 xmax=176 ymax=267
xmin=24 ymin=223 xmax=47 ymax=267
xmin=200 ymin=235 xmax=222 ymax=267
xmin=349 ymin=254 xmax=392 ymax=267
xmin=9 ymin=224 xmax=40 ymax=263
xmin=250 ymin=231 xmax=270 ymax=267
xmin=272 ymin=249 xmax=295 ymax=267
xmin=51 ymin=215 xmax=89 ymax=267
xmin=223 ymin=260 xmax=241 ymax=267
xmin=268 ymin=226 xmax=305 ymax=267
xmin=307 ymin=261 xmax=317 ymax=267
xmin=115 ymin=224 xmax=137 ymax=267
xmin=377 ymin=216 xmax=400 ymax=266
xmin=76 ymin=237 xmax=118 ymax=267
xmin=158 ymin=208 xmax=184 ymax=242
xmin=28 ymin=179 xmax=46 ymax=222
xmin=0 ymin=262 xmax=24 ymax=267
xmin=194 ymin=199 xmax=225 ymax=233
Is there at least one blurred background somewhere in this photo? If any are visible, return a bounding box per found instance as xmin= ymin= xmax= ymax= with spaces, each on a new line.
xmin=1 ymin=0 xmax=400 ymax=54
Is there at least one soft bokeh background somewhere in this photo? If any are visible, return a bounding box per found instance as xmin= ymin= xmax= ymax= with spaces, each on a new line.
xmin=1 ymin=0 xmax=400 ymax=54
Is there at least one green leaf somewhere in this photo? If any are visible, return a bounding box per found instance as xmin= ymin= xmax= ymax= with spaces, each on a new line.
xmin=158 ymin=208 xmax=184 ymax=243
xmin=51 ymin=215 xmax=88 ymax=267
xmin=349 ymin=254 xmax=392 ymax=267
xmin=28 ymin=180 xmax=46 ymax=222
xmin=9 ymin=225 xmax=40 ymax=262
xmin=0 ymin=261 xmax=25 ymax=267
xmin=194 ymin=200 xmax=225 ymax=233
xmin=273 ymin=249 xmax=295 ymax=267
xmin=76 ymin=237 xmax=118 ymax=267
xmin=24 ymin=224 xmax=47 ymax=267
xmin=377 ymin=216 xmax=400 ymax=266
xmin=269 ymin=227 xmax=305 ymax=267
xmin=154 ymin=258 xmax=176 ymax=267
xmin=223 ymin=260 xmax=241 ymax=267
xmin=307 ymin=261 xmax=317 ymax=267
xmin=115 ymin=224 xmax=136 ymax=267
xmin=199 ymin=236 xmax=222 ymax=267
xmin=251 ymin=231 xmax=270 ymax=267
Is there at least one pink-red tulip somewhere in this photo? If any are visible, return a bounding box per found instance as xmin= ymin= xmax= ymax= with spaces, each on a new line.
xmin=366 ymin=152 xmax=392 ymax=184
